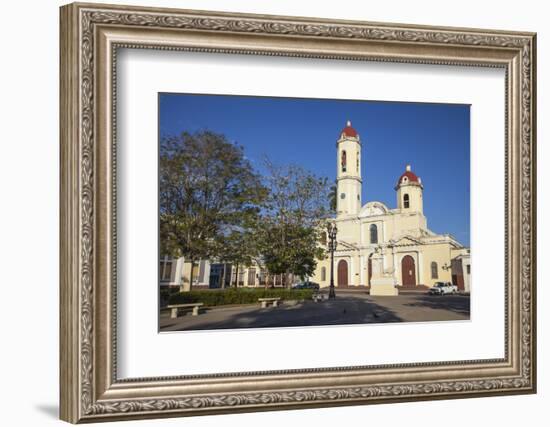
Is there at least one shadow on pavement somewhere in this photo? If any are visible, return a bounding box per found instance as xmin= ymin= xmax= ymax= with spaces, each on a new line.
xmin=161 ymin=296 xmax=404 ymax=331
xmin=402 ymin=295 xmax=470 ymax=316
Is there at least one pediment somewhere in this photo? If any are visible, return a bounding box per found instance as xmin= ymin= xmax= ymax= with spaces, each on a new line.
xmin=359 ymin=201 xmax=389 ymax=218
xmin=337 ymin=240 xmax=359 ymax=251
xmin=391 ymin=235 xmax=423 ymax=246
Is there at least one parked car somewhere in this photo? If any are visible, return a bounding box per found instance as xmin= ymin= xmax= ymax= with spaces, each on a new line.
xmin=428 ymin=282 xmax=458 ymax=295
xmin=292 ymin=281 xmax=320 ymax=290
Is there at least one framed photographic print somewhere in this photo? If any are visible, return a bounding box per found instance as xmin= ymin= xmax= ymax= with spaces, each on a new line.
xmin=60 ymin=2 xmax=537 ymax=423
xmin=157 ymin=94 xmax=472 ymax=331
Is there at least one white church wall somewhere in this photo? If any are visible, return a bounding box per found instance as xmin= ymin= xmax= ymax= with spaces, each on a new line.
xmin=389 ymin=212 xmax=428 ymax=238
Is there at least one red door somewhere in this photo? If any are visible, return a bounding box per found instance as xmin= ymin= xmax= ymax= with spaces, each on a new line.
xmin=337 ymin=260 xmax=348 ymax=287
xmin=401 ymin=255 xmax=416 ymax=287
xmin=451 ymin=259 xmax=465 ymax=291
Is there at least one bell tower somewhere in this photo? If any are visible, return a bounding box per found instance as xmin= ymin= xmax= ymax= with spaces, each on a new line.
xmin=336 ymin=120 xmax=362 ymax=217
xmin=396 ymin=164 xmax=424 ymax=214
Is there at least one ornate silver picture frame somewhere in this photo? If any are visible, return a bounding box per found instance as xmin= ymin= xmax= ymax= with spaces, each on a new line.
xmin=60 ymin=2 xmax=536 ymax=423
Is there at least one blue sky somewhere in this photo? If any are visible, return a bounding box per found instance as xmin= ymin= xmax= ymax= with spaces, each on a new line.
xmin=159 ymin=93 xmax=470 ymax=246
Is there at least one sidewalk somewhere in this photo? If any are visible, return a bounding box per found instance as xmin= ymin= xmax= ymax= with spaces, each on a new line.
xmin=159 ymin=293 xmax=470 ymax=332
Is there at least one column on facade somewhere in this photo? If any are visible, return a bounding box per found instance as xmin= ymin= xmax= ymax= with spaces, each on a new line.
xmin=417 ymin=250 xmax=423 ymax=286
xmin=359 ymin=254 xmax=365 ymax=286
xmin=392 ymin=245 xmax=398 ymax=283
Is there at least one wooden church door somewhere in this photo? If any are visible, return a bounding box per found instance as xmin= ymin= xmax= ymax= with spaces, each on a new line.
xmin=337 ymin=260 xmax=348 ymax=287
xmin=401 ymin=255 xmax=416 ymax=287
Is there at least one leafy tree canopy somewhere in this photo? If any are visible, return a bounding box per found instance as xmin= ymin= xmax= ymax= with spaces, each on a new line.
xmin=159 ymin=130 xmax=267 ymax=265
xmin=159 ymin=130 xmax=332 ymax=289
xmin=254 ymin=159 xmax=331 ymax=283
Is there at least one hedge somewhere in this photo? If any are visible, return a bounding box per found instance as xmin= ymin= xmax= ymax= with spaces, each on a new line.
xmin=167 ymin=287 xmax=314 ymax=307
xmin=160 ymin=287 xmax=182 ymax=299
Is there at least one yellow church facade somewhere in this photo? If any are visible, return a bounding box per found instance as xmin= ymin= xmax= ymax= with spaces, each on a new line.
xmin=310 ymin=121 xmax=471 ymax=292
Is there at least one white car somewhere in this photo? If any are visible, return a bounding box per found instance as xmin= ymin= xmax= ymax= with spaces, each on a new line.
xmin=428 ymin=282 xmax=458 ymax=295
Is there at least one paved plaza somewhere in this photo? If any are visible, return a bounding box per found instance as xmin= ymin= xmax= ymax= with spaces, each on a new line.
xmin=159 ymin=290 xmax=470 ymax=331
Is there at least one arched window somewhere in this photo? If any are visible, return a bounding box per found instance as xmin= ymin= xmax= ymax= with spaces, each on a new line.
xmin=341 ymin=150 xmax=347 ymax=172
xmin=356 ymin=151 xmax=360 ymax=172
xmin=403 ymin=193 xmax=410 ymax=209
xmin=370 ymin=224 xmax=378 ymax=244
xmin=431 ymin=262 xmax=438 ymax=279
xmin=321 ymin=267 xmax=326 ymax=281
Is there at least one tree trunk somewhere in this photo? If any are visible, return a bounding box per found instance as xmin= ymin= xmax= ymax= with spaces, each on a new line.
xmin=221 ymin=264 xmax=226 ymax=289
xmin=234 ymin=264 xmax=239 ymax=288
xmin=188 ymin=260 xmax=195 ymax=291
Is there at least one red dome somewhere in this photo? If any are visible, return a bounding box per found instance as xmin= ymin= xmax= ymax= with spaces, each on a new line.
xmin=341 ymin=120 xmax=358 ymax=138
xmin=397 ymin=166 xmax=421 ymax=186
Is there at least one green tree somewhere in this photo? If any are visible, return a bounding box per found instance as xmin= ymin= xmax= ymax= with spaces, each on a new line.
xmin=255 ymin=160 xmax=331 ymax=287
xmin=329 ymin=180 xmax=337 ymax=213
xmin=215 ymin=228 xmax=260 ymax=288
xmin=159 ymin=130 xmax=266 ymax=290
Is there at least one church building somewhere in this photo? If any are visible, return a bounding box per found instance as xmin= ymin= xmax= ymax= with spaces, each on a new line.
xmin=311 ymin=121 xmax=470 ymax=292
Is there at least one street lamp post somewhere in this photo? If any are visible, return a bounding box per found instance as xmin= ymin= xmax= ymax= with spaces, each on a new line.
xmin=327 ymin=222 xmax=338 ymax=299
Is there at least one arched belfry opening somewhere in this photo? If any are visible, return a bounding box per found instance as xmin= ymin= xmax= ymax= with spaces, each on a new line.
xmin=341 ymin=150 xmax=347 ymax=172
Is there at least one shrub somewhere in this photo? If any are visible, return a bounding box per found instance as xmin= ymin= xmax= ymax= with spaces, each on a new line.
xmin=160 ymin=286 xmax=181 ymax=299
xmin=167 ymin=287 xmax=314 ymax=307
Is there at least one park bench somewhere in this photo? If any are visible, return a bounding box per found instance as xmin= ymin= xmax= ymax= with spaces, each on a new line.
xmin=167 ymin=302 xmax=204 ymax=318
xmin=258 ymin=297 xmax=281 ymax=308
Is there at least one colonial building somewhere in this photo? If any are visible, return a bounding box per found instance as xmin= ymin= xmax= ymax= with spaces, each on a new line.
xmin=310 ymin=121 xmax=470 ymax=292
xmin=159 ymin=256 xmax=300 ymax=291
